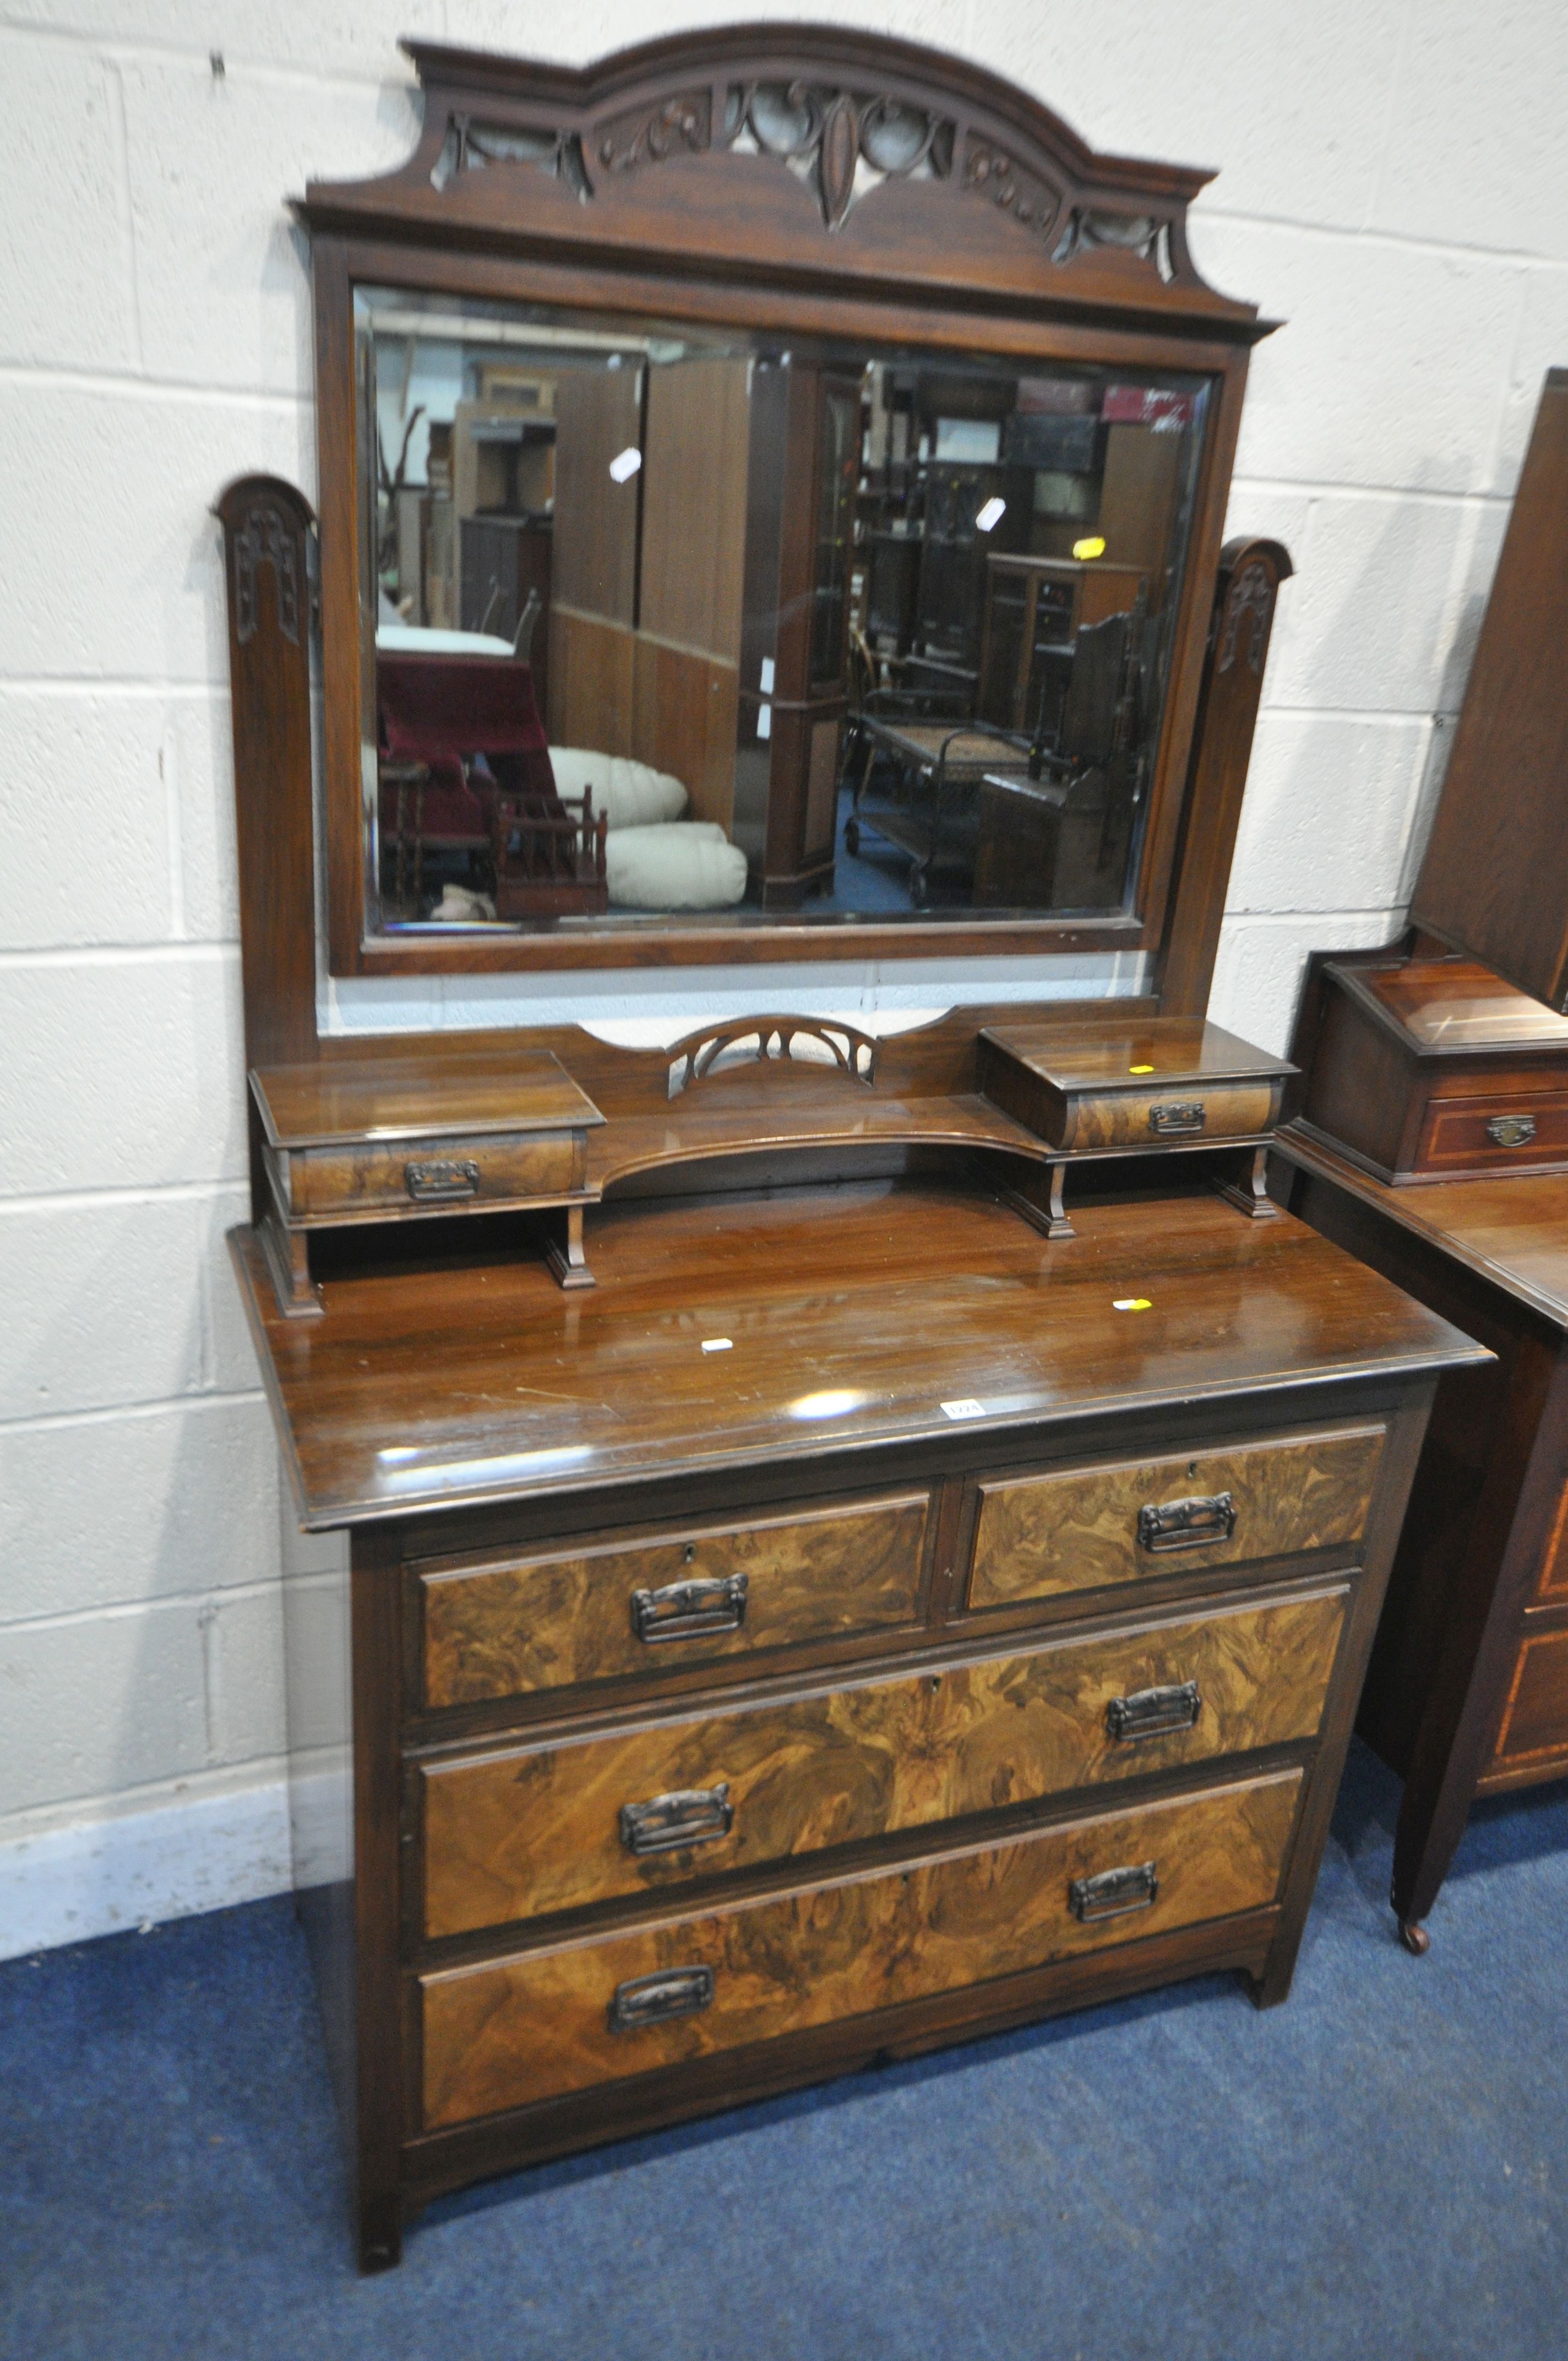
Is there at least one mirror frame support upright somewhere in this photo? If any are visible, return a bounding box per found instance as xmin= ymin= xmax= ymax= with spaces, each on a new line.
xmin=288 ymin=24 xmax=1284 ymax=989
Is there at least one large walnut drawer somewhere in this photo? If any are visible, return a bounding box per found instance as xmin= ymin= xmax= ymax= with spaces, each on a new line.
xmin=417 ymin=1493 xmax=933 ymax=1710
xmin=416 ymin=1585 xmax=1347 ymax=1939
xmin=966 ymin=1423 xmax=1386 ymax=1610
xmin=419 ymin=1765 xmax=1304 ymax=2127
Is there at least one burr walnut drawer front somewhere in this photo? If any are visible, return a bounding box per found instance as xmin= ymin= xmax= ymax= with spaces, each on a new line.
xmin=418 ymin=1765 xmax=1304 ymax=2126
xmin=417 ymin=1493 xmax=933 ymax=1711
xmin=279 ymin=1129 xmax=585 ymax=1220
xmin=1060 ymin=1079 xmax=1281 ymax=1152
xmin=1413 ymin=1091 xmax=1568 ymax=1178
xmin=967 ymin=1423 xmax=1387 ymax=1611
xmin=416 ymin=1586 xmax=1347 ymax=1939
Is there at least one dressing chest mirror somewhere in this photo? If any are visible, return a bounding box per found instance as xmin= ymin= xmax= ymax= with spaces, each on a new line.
xmin=219 ymin=26 xmax=1481 ymax=2271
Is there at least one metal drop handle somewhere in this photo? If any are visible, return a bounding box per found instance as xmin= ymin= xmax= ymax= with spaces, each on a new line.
xmin=1069 ymin=1860 xmax=1159 ymax=1924
xmin=404 ymin=1157 xmax=481 ymax=1201
xmin=1136 ymin=1492 xmax=1236 ymax=1553
xmin=630 ymin=1571 xmax=749 ymax=1644
xmin=608 ymin=1966 xmax=715 ymax=2032
xmin=619 ymin=1784 xmax=734 ymax=1856
xmin=1106 ymin=1680 xmax=1201 ymax=1742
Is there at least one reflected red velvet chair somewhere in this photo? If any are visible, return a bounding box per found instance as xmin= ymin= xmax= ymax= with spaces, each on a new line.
xmin=375 ymin=653 xmax=606 ymax=918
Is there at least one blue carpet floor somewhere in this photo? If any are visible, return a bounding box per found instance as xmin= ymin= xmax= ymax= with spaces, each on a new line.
xmin=3 ymin=1739 xmax=1566 ymax=2361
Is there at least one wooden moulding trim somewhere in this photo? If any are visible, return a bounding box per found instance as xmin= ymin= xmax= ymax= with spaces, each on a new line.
xmin=293 ymin=25 xmax=1269 ymax=340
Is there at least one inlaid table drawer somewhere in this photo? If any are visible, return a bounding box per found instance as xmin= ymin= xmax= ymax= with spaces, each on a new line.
xmin=417 ymin=1493 xmax=933 ymax=1711
xmin=416 ymin=1586 xmax=1347 ymax=1939
xmin=1413 ymin=1090 xmax=1568 ymax=1179
xmin=419 ymin=1765 xmax=1304 ymax=2127
xmin=1487 ymin=1628 xmax=1568 ymax=1779
xmin=967 ymin=1423 xmax=1386 ymax=1610
xmin=280 ymin=1128 xmax=584 ymax=1220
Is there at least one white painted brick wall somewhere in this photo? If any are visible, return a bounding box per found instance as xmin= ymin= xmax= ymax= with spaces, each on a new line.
xmin=2 ymin=0 xmax=1564 ymax=1950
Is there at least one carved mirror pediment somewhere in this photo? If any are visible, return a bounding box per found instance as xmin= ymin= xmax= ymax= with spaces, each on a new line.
xmin=295 ymin=26 xmax=1272 ymax=977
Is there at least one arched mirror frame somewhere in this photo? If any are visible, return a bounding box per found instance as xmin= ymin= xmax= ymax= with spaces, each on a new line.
xmin=294 ymin=23 xmax=1280 ymax=987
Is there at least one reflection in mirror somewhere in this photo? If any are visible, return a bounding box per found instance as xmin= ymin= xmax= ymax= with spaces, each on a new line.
xmin=357 ymin=287 xmax=1208 ymax=937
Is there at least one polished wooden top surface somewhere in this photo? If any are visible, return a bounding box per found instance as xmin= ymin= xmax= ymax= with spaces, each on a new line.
xmin=1278 ymin=1124 xmax=1568 ymax=1331
xmin=231 ymin=1177 xmax=1482 ymax=1527
xmin=1332 ymin=958 xmax=1568 ymax=1055
xmin=981 ymin=1017 xmax=1292 ymax=1091
xmin=251 ymin=1047 xmax=604 ymax=1148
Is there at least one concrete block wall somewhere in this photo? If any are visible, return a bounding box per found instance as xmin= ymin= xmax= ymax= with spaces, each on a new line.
xmin=2 ymin=0 xmax=1565 ymax=1953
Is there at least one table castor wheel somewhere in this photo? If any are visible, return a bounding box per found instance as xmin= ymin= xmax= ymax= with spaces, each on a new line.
xmin=1397 ymin=1918 xmax=1430 ymax=1957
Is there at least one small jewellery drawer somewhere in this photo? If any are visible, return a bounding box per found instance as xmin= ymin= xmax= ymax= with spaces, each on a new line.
xmin=417 ymin=1493 xmax=933 ymax=1710
xmin=1414 ymin=1091 xmax=1568 ymax=1178
xmin=1061 ymin=1079 xmax=1278 ymax=1152
xmin=967 ymin=1423 xmax=1385 ymax=1609
xmin=418 ymin=1765 xmax=1303 ymax=2126
xmin=415 ymin=1586 xmax=1347 ymax=1939
xmin=277 ymin=1129 xmax=584 ymax=1221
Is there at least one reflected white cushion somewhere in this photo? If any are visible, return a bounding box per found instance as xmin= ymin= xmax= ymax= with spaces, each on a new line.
xmin=547 ymin=747 xmax=689 ymax=831
xmin=605 ymin=821 xmax=749 ymax=910
xmin=375 ymin=623 xmax=516 ymax=657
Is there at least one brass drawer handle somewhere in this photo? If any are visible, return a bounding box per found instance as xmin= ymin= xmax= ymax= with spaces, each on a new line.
xmin=1485 ymin=1114 xmax=1537 ymax=1149
xmin=1106 ymin=1680 xmax=1201 ymax=1742
xmin=1069 ymin=1860 xmax=1159 ymax=1924
xmin=1148 ymin=1100 xmax=1207 ymax=1137
xmin=404 ymin=1157 xmax=481 ymax=1202
xmin=1136 ymin=1490 xmax=1236 ymax=1553
xmin=619 ymin=1783 xmax=734 ymax=1857
xmin=630 ymin=1571 xmax=749 ymax=1645
xmin=609 ymin=1966 xmax=715 ymax=2032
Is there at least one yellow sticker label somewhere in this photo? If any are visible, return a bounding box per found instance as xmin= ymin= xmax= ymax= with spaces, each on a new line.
xmin=1072 ymin=534 xmax=1107 ymax=561
xmin=1129 ymin=1063 xmax=1154 ymax=1073
xmin=1112 ymin=1297 xmax=1152 ymax=1312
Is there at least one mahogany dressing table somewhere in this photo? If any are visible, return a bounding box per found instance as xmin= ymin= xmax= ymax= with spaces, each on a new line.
xmin=1279 ymin=372 xmax=1568 ymax=1952
xmin=217 ymin=28 xmax=1479 ymax=2266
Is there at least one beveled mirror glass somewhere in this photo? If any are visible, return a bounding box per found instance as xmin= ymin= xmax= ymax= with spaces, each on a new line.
xmin=358 ymin=284 xmax=1210 ymax=940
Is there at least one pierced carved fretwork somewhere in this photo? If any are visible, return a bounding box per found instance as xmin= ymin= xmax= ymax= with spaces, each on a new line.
xmin=593 ymin=88 xmax=712 ymax=176
xmin=721 ymin=83 xmax=954 ymax=231
xmin=231 ymin=502 xmax=303 ymax=648
xmin=960 ymin=135 xmax=1063 ymax=243
xmin=431 ymin=113 xmax=594 ymax=203
xmin=1054 ymin=205 xmax=1175 ymax=282
xmin=667 ymin=1018 xmax=880 ymax=1099
xmin=1217 ymin=562 xmax=1276 ymax=677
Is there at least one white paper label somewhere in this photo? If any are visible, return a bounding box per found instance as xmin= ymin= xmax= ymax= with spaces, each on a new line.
xmin=756 ymin=703 xmax=772 ymax=741
xmin=700 ymin=1337 xmax=734 ymax=1353
xmin=759 ymin=657 xmax=776 ymax=694
xmin=941 ymin=1398 xmax=986 ymax=1421
xmin=608 ymin=445 xmax=642 ymax=483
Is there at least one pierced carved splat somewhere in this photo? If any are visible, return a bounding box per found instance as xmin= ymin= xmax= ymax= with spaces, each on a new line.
xmin=309 ymin=30 xmax=1253 ymax=310
xmin=721 ymin=82 xmax=954 ymax=231
xmin=666 ymin=1018 xmax=879 ymax=1100
xmin=230 ymin=500 xmax=304 ymax=648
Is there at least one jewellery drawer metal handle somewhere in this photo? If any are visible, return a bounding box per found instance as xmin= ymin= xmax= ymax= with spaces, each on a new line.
xmin=1148 ymin=1100 xmax=1207 ymax=1137
xmin=404 ymin=1157 xmax=481 ymax=1202
xmin=630 ymin=1571 xmax=749 ymax=1644
xmin=619 ymin=1784 xmax=734 ymax=1857
xmin=1106 ymin=1680 xmax=1201 ymax=1742
xmin=1485 ymin=1114 xmax=1537 ymax=1149
xmin=1069 ymin=1860 xmax=1159 ymax=1925
xmin=1136 ymin=1491 xmax=1236 ymax=1553
xmin=609 ymin=1966 xmax=715 ymax=2033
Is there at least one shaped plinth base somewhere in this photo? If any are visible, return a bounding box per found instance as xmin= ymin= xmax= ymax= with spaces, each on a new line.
xmin=535 ymin=1201 xmax=595 ymax=1290
xmin=1213 ymin=1143 xmax=1281 ymax=1221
